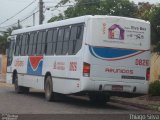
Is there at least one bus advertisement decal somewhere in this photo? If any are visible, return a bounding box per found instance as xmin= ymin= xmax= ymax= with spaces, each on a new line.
xmin=89 ymin=46 xmax=145 ymax=61
xmin=69 ymin=62 xmax=77 ymax=71
xmin=27 ymin=56 xmax=43 ymax=75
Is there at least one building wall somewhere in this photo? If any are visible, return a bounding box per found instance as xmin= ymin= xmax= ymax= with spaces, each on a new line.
xmin=150 ymin=53 xmax=160 ymax=81
xmin=0 ymin=55 xmax=7 ymax=81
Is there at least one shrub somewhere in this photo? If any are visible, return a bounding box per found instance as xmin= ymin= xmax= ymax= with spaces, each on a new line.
xmin=149 ymin=80 xmax=160 ymax=96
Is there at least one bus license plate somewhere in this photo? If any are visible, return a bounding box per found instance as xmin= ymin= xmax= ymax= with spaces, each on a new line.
xmin=112 ymin=85 xmax=123 ymax=91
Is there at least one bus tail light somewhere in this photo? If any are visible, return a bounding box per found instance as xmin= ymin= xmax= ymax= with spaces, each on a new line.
xmin=83 ymin=62 xmax=90 ymax=77
xmin=146 ymin=68 xmax=150 ymax=81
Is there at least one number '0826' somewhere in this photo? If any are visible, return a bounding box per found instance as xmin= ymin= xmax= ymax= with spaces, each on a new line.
xmin=135 ymin=59 xmax=149 ymax=66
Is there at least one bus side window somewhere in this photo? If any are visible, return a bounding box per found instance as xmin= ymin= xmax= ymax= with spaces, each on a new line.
xmin=74 ymin=25 xmax=84 ymax=54
xmin=19 ymin=35 xmax=23 ymax=55
xmin=24 ymin=33 xmax=30 ymax=55
xmin=52 ymin=29 xmax=58 ymax=55
xmin=20 ymin=34 xmax=27 ymax=56
xmin=69 ymin=26 xmax=77 ymax=55
xmin=37 ymin=31 xmax=43 ymax=55
xmin=41 ymin=31 xmax=46 ymax=55
xmin=46 ymin=29 xmax=53 ymax=55
xmin=56 ymin=28 xmax=64 ymax=55
xmin=28 ymin=32 xmax=34 ymax=56
xmin=69 ymin=24 xmax=84 ymax=55
xmin=62 ymin=27 xmax=70 ymax=55
xmin=7 ymin=40 xmax=15 ymax=66
xmin=32 ymin=32 xmax=38 ymax=55
xmin=14 ymin=35 xmax=20 ymax=56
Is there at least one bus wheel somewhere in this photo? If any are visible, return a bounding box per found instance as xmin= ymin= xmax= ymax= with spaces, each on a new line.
xmin=14 ymin=74 xmax=29 ymax=94
xmin=89 ymin=93 xmax=109 ymax=105
xmin=45 ymin=76 xmax=55 ymax=101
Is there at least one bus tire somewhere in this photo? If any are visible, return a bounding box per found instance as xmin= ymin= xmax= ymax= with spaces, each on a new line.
xmin=44 ymin=76 xmax=55 ymax=101
xmin=14 ymin=74 xmax=29 ymax=94
xmin=21 ymin=87 xmax=29 ymax=94
xmin=89 ymin=93 xmax=109 ymax=105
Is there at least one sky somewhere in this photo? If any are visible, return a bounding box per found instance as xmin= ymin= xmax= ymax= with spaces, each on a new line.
xmin=0 ymin=0 xmax=159 ymax=32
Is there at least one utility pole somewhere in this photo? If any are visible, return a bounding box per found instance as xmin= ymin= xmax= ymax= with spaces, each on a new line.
xmin=33 ymin=13 xmax=35 ymax=26
xmin=17 ymin=20 xmax=21 ymax=28
xmin=39 ymin=0 xmax=44 ymax=25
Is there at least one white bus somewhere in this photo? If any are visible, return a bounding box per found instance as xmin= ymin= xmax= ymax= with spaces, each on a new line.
xmin=6 ymin=15 xmax=150 ymax=103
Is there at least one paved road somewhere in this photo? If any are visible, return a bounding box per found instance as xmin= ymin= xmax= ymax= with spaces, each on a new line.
xmin=0 ymin=83 xmax=158 ymax=120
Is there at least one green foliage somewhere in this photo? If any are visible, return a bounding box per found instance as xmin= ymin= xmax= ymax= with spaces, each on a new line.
xmin=0 ymin=35 xmax=7 ymax=54
xmin=149 ymin=6 xmax=160 ymax=45
xmin=56 ymin=0 xmax=71 ymax=7
xmin=149 ymin=80 xmax=160 ymax=96
xmin=98 ymin=0 xmax=137 ymax=17
xmin=153 ymin=42 xmax=160 ymax=54
xmin=0 ymin=25 xmax=21 ymax=54
xmin=48 ymin=0 xmax=137 ymax=22
xmin=48 ymin=14 xmax=64 ymax=23
xmin=135 ymin=3 xmax=160 ymax=46
xmin=135 ymin=2 xmax=154 ymax=20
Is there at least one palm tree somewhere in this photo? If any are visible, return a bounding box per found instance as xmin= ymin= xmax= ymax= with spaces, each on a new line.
xmin=0 ymin=25 xmax=22 ymax=54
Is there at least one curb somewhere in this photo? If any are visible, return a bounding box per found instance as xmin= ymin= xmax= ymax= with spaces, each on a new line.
xmin=110 ymin=98 xmax=157 ymax=111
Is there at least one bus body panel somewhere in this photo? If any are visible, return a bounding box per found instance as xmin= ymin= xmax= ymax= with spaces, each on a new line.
xmin=81 ymin=77 xmax=149 ymax=94
xmin=82 ymin=16 xmax=150 ymax=94
xmin=10 ymin=54 xmax=84 ymax=94
xmin=87 ymin=16 xmax=150 ymax=50
xmin=43 ymin=55 xmax=83 ymax=94
xmin=42 ymin=56 xmax=82 ymax=79
xmin=89 ymin=48 xmax=150 ymax=83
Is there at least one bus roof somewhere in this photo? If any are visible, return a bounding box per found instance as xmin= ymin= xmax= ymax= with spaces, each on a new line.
xmin=11 ymin=15 xmax=149 ymax=35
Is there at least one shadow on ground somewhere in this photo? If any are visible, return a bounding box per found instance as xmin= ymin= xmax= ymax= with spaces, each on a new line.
xmin=8 ymin=90 xmax=130 ymax=111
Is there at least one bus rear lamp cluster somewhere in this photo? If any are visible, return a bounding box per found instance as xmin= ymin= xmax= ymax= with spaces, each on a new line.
xmin=83 ymin=62 xmax=90 ymax=77
xmin=146 ymin=68 xmax=150 ymax=81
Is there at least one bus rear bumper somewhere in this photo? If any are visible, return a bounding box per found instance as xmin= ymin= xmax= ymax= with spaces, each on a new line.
xmin=81 ymin=78 xmax=149 ymax=96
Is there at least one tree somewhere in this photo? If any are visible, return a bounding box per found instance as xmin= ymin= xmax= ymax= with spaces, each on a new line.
xmin=134 ymin=2 xmax=159 ymax=45
xmin=0 ymin=35 xmax=8 ymax=54
xmin=135 ymin=2 xmax=154 ymax=20
xmin=0 ymin=25 xmax=22 ymax=54
xmin=149 ymin=6 xmax=160 ymax=46
xmin=48 ymin=13 xmax=64 ymax=23
xmin=48 ymin=0 xmax=137 ymax=22
xmin=3 ymin=25 xmax=22 ymax=37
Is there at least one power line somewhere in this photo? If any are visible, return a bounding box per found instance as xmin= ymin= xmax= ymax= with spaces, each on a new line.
xmin=20 ymin=5 xmax=38 ymax=23
xmin=0 ymin=1 xmax=101 ymax=29
xmin=0 ymin=11 xmax=39 ymax=29
xmin=0 ymin=0 xmax=36 ymax=26
xmin=21 ymin=11 xmax=39 ymax=23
